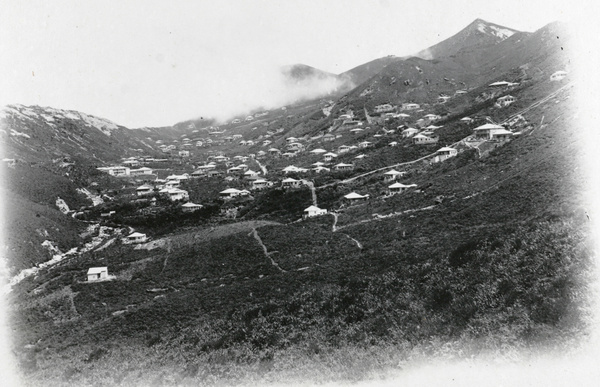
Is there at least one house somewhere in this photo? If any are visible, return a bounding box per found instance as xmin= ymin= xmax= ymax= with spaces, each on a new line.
xmin=426 ymin=125 xmax=442 ymax=131
xmin=350 ymin=128 xmax=364 ymax=135
xmin=422 ymin=114 xmax=441 ymax=121
xmin=388 ymin=182 xmax=417 ymax=194
xmin=432 ymin=147 xmax=458 ymax=163
xmin=282 ymin=165 xmax=308 ymax=174
xmin=413 ymin=133 xmax=439 ymax=144
xmin=491 ymin=128 xmax=514 ymax=142
xmin=438 ymin=95 xmax=451 ymax=103
xmin=402 ymin=128 xmax=419 ymax=138
xmin=355 ymin=154 xmax=366 ymax=159
xmin=460 ymin=117 xmax=474 ymax=123
xmin=262 ymin=140 xmax=272 ymax=146
xmin=286 ymin=137 xmax=298 ymax=143
xmin=310 ymin=148 xmax=327 ymax=154
xmin=286 ymin=142 xmax=304 ymax=151
xmin=401 ymin=103 xmax=420 ymax=110
xmin=358 ymin=141 xmax=373 ymax=149
xmin=161 ymin=188 xmax=189 ymax=201
xmin=237 ymin=163 xmax=249 ymax=171
xmin=344 ymin=192 xmax=369 ymax=201
xmin=323 ymin=134 xmax=335 ymax=142
xmin=334 ymin=163 xmax=354 ymax=171
xmin=338 ymin=145 xmax=351 ymax=154
xmin=87 ymin=267 xmax=109 ymax=281
xmin=123 ymin=232 xmax=148 ymax=244
xmin=303 ymin=205 xmax=327 ymax=218
xmin=102 ymin=166 xmax=130 ymax=176
xmin=207 ymin=170 xmax=224 ymax=178
xmin=179 ymin=150 xmax=190 ymax=157
xmin=220 ymin=188 xmax=242 ymax=199
xmin=251 ymin=179 xmax=273 ymax=190
xmin=550 ymin=70 xmax=567 ymax=81
xmin=312 ymin=161 xmax=325 ymax=167
xmin=389 ymin=141 xmax=398 ymax=147
xmin=182 ymin=202 xmax=203 ymax=212
xmin=122 ymin=159 xmax=140 ymax=167
xmin=472 ymin=123 xmax=506 ymax=140
xmin=455 ymin=90 xmax=468 ymax=95
xmin=313 ymin=166 xmax=330 ymax=173
xmin=323 ymin=152 xmax=338 ymax=162
xmin=244 ymin=169 xmax=260 ymax=180
xmin=374 ymin=104 xmax=395 ymax=114
xmin=136 ymin=184 xmax=154 ymax=196
xmin=282 ymin=177 xmax=303 ymax=189
xmin=129 ymin=167 xmax=154 ymax=176
xmin=268 ymin=148 xmax=281 ymax=156
xmin=227 ymin=166 xmax=243 ymax=174
xmin=496 ymin=95 xmax=516 ymax=107
xmin=488 ymin=81 xmax=511 ymax=88
xmin=383 ymin=169 xmax=406 ymax=182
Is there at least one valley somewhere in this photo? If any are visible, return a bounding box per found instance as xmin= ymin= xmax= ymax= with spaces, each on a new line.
xmin=1 ymin=18 xmax=593 ymax=386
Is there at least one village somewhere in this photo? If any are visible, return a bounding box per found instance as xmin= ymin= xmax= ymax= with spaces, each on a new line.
xmin=82 ymin=70 xmax=570 ymax=280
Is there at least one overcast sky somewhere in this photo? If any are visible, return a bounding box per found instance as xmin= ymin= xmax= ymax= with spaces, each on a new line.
xmin=0 ymin=0 xmax=583 ymax=127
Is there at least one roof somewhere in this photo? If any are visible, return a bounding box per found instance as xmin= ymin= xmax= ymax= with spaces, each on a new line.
xmin=136 ymin=185 xmax=153 ymax=190
xmin=335 ymin=163 xmax=353 ymax=167
xmin=128 ymin=232 xmax=146 ymax=238
xmin=220 ymin=188 xmax=241 ymax=194
xmin=323 ymin=152 xmax=338 ymax=157
xmin=282 ymin=178 xmax=299 ymax=183
xmin=413 ymin=133 xmax=429 ymax=139
xmin=389 ymin=182 xmax=417 ymax=188
xmin=474 ymin=123 xmax=505 ymax=131
xmin=310 ymin=148 xmax=327 ymax=153
xmin=437 ymin=147 xmax=456 ymax=152
xmin=402 ymin=127 xmax=419 ymax=132
xmin=384 ymin=169 xmax=403 ymax=175
xmin=492 ymin=129 xmax=514 ymax=135
xmin=344 ymin=192 xmax=368 ymax=199
xmin=182 ymin=202 xmax=202 ymax=208
xmin=87 ymin=267 xmax=108 ymax=274
xmin=304 ymin=205 xmax=324 ymax=212
xmin=244 ymin=169 xmax=258 ymax=175
xmin=312 ymin=162 xmax=325 ymax=166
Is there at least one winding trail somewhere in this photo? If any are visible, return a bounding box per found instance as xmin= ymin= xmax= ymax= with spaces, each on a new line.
xmin=345 ymin=234 xmax=363 ymax=249
xmin=303 ymin=180 xmax=318 ymax=206
xmin=254 ymin=158 xmax=268 ymax=176
xmin=250 ymin=228 xmax=286 ymax=273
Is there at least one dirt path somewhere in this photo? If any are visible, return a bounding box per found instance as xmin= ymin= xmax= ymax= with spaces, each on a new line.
xmin=303 ymin=180 xmax=318 ymax=206
xmin=254 ymin=158 xmax=268 ymax=176
xmin=250 ymin=228 xmax=286 ymax=273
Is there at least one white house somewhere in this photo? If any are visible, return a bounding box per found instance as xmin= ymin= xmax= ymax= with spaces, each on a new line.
xmin=123 ymin=232 xmax=147 ymax=244
xmin=220 ymin=188 xmax=242 ymax=199
xmin=401 ymin=103 xmax=420 ymax=110
xmin=496 ymin=95 xmax=516 ymax=107
xmin=286 ymin=142 xmax=304 ymax=151
xmin=129 ymin=167 xmax=154 ymax=176
xmin=282 ymin=177 xmax=303 ymax=189
xmin=303 ymin=205 xmax=327 ymax=218
xmin=388 ymin=182 xmax=417 ymax=194
xmin=182 ymin=202 xmax=203 ymax=212
xmin=432 ymin=147 xmax=458 ymax=163
xmin=472 ymin=123 xmax=507 ymax=140
xmin=334 ymin=163 xmax=354 ymax=171
xmin=422 ymin=114 xmax=441 ymax=121
xmin=87 ymin=267 xmax=109 ymax=281
xmin=313 ymin=166 xmax=330 ymax=173
xmin=161 ymin=188 xmax=189 ymax=201
xmin=338 ymin=145 xmax=352 ymax=154
xmin=383 ymin=170 xmax=406 ymax=182
xmin=491 ymin=128 xmax=514 ymax=142
xmin=323 ymin=152 xmax=338 ymax=162
xmin=252 ymin=179 xmax=273 ymax=190
xmin=179 ymin=150 xmax=190 ymax=157
xmin=413 ymin=133 xmax=439 ymax=144
xmin=402 ymin=128 xmax=419 ymax=138
xmin=350 ymin=128 xmax=364 ymax=135
xmin=358 ymin=141 xmax=373 ymax=149
xmin=136 ymin=184 xmax=154 ymax=196
xmin=310 ymin=148 xmax=327 ymax=154
xmin=282 ymin=165 xmax=308 ymax=174
xmin=550 ymin=70 xmax=567 ymax=82
xmin=244 ymin=169 xmax=260 ymax=180
xmin=344 ymin=192 xmax=369 ymax=201
xmin=460 ymin=117 xmax=474 ymax=124
xmin=374 ymin=104 xmax=395 ymax=114
xmin=286 ymin=137 xmax=298 ymax=143
xmin=389 ymin=141 xmax=398 ymax=147
xmin=268 ymin=148 xmax=281 ymax=156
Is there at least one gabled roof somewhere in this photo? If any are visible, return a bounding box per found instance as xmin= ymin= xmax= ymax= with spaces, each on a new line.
xmin=136 ymin=184 xmax=153 ymax=190
xmin=335 ymin=163 xmax=353 ymax=167
xmin=312 ymin=162 xmax=325 ymax=166
xmin=437 ymin=147 xmax=456 ymax=152
xmin=310 ymin=148 xmax=327 ymax=153
xmin=474 ymin=123 xmax=505 ymax=131
xmin=384 ymin=169 xmax=404 ymax=175
xmin=323 ymin=152 xmax=338 ymax=157
xmin=220 ymin=188 xmax=242 ymax=194
xmin=87 ymin=267 xmax=108 ymax=274
xmin=182 ymin=202 xmax=202 ymax=208
xmin=282 ymin=177 xmax=299 ymax=183
xmin=128 ymin=232 xmax=146 ymax=238
xmin=304 ymin=205 xmax=324 ymax=212
xmin=344 ymin=192 xmax=368 ymax=199
xmin=388 ymin=182 xmax=417 ymax=188
xmin=402 ymin=127 xmax=419 ymax=132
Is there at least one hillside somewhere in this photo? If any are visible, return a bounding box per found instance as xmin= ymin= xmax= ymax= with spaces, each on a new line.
xmin=4 ymin=19 xmax=591 ymax=386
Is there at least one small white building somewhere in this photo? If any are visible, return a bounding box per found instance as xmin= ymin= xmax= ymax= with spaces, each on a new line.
xmin=303 ymin=205 xmax=327 ymax=218
xmin=220 ymin=188 xmax=242 ymax=199
xmin=252 ymin=179 xmax=273 ymax=190
xmin=472 ymin=123 xmax=507 ymax=140
xmin=402 ymin=128 xmax=419 ymax=138
xmin=413 ymin=133 xmax=439 ymax=144
xmin=388 ymin=182 xmax=417 ymax=194
xmin=179 ymin=150 xmax=190 ymax=157
xmin=136 ymin=184 xmax=154 ymax=196
xmin=87 ymin=267 xmax=109 ymax=281
xmin=383 ymin=169 xmax=406 ymax=182
xmin=123 ymin=232 xmax=147 ymax=244
xmin=550 ymin=70 xmax=568 ymax=82
xmin=344 ymin=192 xmax=369 ymax=201
xmin=244 ymin=169 xmax=260 ymax=180
xmin=310 ymin=148 xmax=327 ymax=154
xmin=323 ymin=152 xmax=338 ymax=162
xmin=182 ymin=202 xmax=203 ymax=212
xmin=496 ymin=95 xmax=516 ymax=108
xmin=334 ymin=163 xmax=354 ymax=171
xmin=432 ymin=147 xmax=458 ymax=163
xmin=282 ymin=177 xmax=303 ymax=189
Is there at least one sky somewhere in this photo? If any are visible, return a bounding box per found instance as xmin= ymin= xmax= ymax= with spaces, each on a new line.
xmin=0 ymin=0 xmax=584 ymax=127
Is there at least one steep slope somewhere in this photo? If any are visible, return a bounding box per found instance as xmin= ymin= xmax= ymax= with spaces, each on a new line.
xmin=416 ymin=18 xmax=523 ymax=60
xmin=339 ymin=55 xmax=402 ymax=86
